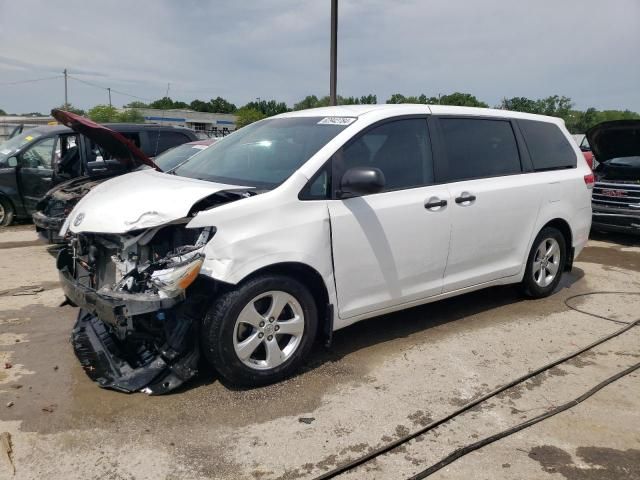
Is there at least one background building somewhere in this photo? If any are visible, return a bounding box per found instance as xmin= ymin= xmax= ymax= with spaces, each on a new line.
xmin=136 ymin=108 xmax=237 ymax=137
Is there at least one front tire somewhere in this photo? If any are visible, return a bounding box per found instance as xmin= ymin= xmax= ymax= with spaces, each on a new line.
xmin=521 ymin=227 xmax=566 ymax=298
xmin=202 ymin=274 xmax=318 ymax=387
xmin=0 ymin=197 xmax=15 ymax=227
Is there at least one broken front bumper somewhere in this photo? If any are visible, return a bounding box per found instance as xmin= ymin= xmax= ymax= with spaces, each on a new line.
xmin=58 ymin=252 xmax=200 ymax=395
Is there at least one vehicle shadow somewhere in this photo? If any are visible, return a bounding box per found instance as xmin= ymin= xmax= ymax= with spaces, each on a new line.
xmin=208 ymin=266 xmax=584 ymax=392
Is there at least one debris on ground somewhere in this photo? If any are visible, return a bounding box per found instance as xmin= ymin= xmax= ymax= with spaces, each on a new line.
xmin=41 ymin=404 xmax=57 ymax=413
xmin=0 ymin=432 xmax=15 ymax=475
xmin=298 ymin=417 xmax=315 ymax=424
xmin=6 ymin=402 xmax=13 ymax=408
xmin=3 ymin=363 xmax=11 ymax=369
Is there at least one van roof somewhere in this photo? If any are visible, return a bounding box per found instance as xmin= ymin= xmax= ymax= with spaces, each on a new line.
xmin=278 ymin=104 xmax=564 ymax=125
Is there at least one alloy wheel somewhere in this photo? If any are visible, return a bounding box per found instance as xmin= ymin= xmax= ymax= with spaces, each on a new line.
xmin=233 ymin=290 xmax=305 ymax=370
xmin=0 ymin=203 xmax=4 ymax=224
xmin=533 ymin=237 xmax=561 ymax=288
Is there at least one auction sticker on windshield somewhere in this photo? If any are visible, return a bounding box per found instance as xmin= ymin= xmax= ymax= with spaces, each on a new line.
xmin=318 ymin=117 xmax=356 ymax=125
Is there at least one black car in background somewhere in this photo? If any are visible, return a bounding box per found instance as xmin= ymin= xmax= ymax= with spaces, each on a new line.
xmin=588 ymin=120 xmax=640 ymax=234
xmin=34 ymin=119 xmax=216 ymax=243
xmin=0 ymin=113 xmax=198 ymax=226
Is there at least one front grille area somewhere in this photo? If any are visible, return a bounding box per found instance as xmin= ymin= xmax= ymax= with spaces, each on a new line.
xmin=45 ymin=200 xmax=67 ymax=217
xmin=592 ymin=181 xmax=640 ymax=209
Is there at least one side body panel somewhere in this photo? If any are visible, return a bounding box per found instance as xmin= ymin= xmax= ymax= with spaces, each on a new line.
xmin=192 ymin=173 xmax=339 ymax=312
xmin=328 ymin=185 xmax=451 ymax=318
xmin=441 ymin=174 xmax=542 ymax=292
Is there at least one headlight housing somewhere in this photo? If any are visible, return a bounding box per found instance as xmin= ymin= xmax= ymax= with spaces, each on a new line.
xmin=150 ymin=255 xmax=204 ymax=297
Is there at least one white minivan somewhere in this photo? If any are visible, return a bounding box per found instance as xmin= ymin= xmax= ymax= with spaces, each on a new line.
xmin=57 ymin=105 xmax=593 ymax=394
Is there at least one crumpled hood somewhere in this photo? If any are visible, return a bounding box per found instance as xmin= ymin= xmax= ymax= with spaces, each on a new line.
xmin=586 ymin=120 xmax=640 ymax=162
xmin=64 ymin=169 xmax=250 ymax=234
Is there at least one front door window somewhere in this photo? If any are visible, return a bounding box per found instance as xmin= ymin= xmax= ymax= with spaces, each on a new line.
xmin=20 ymin=137 xmax=56 ymax=169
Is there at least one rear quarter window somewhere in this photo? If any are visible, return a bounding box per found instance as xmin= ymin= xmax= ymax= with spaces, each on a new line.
xmin=518 ymin=120 xmax=576 ymax=171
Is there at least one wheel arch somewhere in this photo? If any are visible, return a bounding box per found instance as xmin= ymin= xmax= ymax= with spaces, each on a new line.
xmin=239 ymin=262 xmax=333 ymax=345
xmin=0 ymin=193 xmax=17 ymax=225
xmin=539 ymin=217 xmax=574 ymax=271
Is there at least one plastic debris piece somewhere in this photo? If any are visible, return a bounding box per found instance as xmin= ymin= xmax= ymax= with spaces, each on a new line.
xmin=0 ymin=432 xmax=14 ymax=475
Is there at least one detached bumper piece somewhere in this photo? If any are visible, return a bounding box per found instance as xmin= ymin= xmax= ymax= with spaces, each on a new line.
xmin=72 ymin=310 xmax=199 ymax=395
xmin=58 ymin=250 xmax=200 ymax=395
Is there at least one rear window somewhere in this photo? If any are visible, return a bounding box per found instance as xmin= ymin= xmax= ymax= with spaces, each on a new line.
xmin=439 ymin=118 xmax=521 ymax=181
xmin=147 ymin=131 xmax=191 ymax=156
xmin=519 ymin=120 xmax=576 ymax=171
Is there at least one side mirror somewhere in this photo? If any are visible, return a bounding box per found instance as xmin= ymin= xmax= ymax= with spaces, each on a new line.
xmin=7 ymin=156 xmax=18 ymax=168
xmin=339 ymin=166 xmax=385 ymax=197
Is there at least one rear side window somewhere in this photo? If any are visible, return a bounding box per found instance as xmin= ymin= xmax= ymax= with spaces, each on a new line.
xmin=335 ymin=118 xmax=433 ymax=191
xmin=439 ymin=118 xmax=521 ymax=181
xmin=147 ymin=131 xmax=190 ymax=156
xmin=519 ymin=120 xmax=576 ymax=171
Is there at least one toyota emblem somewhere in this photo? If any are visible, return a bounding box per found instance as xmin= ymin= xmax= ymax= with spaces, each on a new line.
xmin=73 ymin=213 xmax=85 ymax=227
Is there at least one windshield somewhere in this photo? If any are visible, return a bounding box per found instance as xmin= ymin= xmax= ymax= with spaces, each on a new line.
xmin=174 ymin=117 xmax=352 ymax=188
xmin=0 ymin=130 xmax=43 ymax=163
xmin=156 ymin=143 xmax=211 ymax=171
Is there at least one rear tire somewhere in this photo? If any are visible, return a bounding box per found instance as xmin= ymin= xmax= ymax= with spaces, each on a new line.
xmin=0 ymin=197 xmax=15 ymax=227
xmin=201 ymin=274 xmax=318 ymax=387
xmin=521 ymin=227 xmax=566 ymax=298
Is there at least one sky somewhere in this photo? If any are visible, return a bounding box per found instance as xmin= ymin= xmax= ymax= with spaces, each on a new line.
xmin=0 ymin=0 xmax=639 ymax=114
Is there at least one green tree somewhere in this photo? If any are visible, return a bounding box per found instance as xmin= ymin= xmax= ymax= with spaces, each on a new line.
xmin=499 ymin=96 xmax=540 ymax=113
xmin=243 ymin=99 xmax=288 ymax=116
xmin=58 ymin=103 xmax=86 ymax=116
xmin=439 ymin=92 xmax=488 ymax=108
xmin=172 ymin=101 xmax=190 ymax=109
xmin=0 ymin=108 xmax=6 ymax=116
xmin=149 ymin=96 xmax=176 ymax=110
xmin=294 ymin=93 xmax=378 ymax=110
xmin=294 ymin=95 xmax=322 ymax=110
xmin=190 ymin=99 xmax=211 ymax=112
xmin=235 ymin=107 xmax=266 ymax=128
xmin=124 ymin=101 xmax=148 ymax=109
xmin=87 ymin=105 xmax=119 ymax=122
xmin=117 ymin=109 xmax=145 ymax=123
xmin=87 ymin=105 xmax=145 ymax=123
xmin=210 ymin=97 xmax=237 ymax=113
xmin=386 ymin=93 xmax=433 ymax=104
xmin=500 ymin=95 xmax=572 ymax=116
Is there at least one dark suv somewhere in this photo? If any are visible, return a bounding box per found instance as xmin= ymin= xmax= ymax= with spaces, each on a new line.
xmin=0 ymin=117 xmax=198 ymax=227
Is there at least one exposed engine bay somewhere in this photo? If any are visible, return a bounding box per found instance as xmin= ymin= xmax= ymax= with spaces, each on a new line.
xmin=58 ymin=222 xmax=218 ymax=394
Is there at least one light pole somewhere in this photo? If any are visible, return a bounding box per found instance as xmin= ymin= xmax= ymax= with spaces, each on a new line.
xmin=63 ymin=68 xmax=68 ymax=106
xmin=329 ymin=0 xmax=338 ymax=106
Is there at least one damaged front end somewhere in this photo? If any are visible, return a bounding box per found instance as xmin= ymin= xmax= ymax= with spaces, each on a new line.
xmin=57 ymin=223 xmax=216 ymax=394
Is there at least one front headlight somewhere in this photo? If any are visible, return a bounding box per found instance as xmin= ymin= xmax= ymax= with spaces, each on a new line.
xmin=150 ymin=256 xmax=204 ymax=296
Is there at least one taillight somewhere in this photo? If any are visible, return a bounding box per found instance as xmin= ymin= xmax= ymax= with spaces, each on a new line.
xmin=582 ymin=152 xmax=593 ymax=170
xmin=584 ymin=173 xmax=595 ymax=189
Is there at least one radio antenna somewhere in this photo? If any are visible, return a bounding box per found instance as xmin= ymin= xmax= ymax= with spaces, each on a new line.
xmin=154 ymin=82 xmax=171 ymax=156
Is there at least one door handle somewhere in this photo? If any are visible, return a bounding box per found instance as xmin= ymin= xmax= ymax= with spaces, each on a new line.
xmin=455 ymin=194 xmax=476 ymax=204
xmin=425 ymin=198 xmax=447 ymax=210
